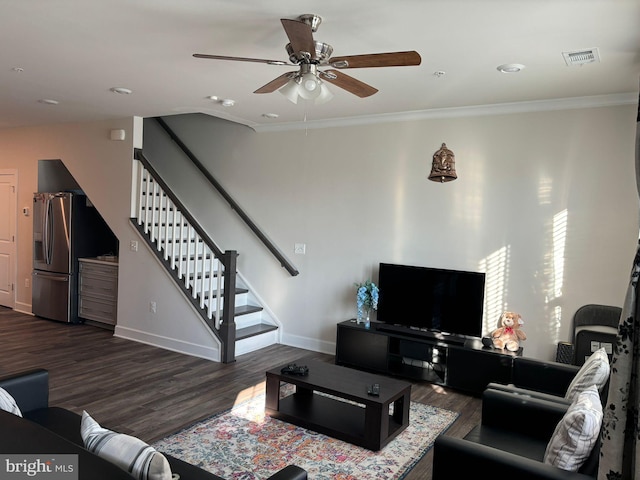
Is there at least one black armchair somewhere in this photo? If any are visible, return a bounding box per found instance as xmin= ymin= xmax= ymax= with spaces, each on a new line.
xmin=432 ymin=388 xmax=600 ymax=479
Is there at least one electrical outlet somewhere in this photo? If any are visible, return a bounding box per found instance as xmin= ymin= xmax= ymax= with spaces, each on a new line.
xmin=150 ymin=301 xmax=157 ymax=313
xmin=25 ymin=278 xmax=30 ymax=288
xmin=294 ymin=243 xmax=306 ymax=255
xmin=130 ymin=240 xmax=138 ymax=252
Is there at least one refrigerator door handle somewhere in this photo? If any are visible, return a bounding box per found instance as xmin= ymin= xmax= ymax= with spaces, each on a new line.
xmin=32 ymin=272 xmax=69 ymax=282
xmin=43 ymin=195 xmax=53 ymax=265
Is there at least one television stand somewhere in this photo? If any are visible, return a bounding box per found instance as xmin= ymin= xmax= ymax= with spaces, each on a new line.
xmin=376 ymin=324 xmax=467 ymax=345
xmin=336 ymin=320 xmax=522 ymax=395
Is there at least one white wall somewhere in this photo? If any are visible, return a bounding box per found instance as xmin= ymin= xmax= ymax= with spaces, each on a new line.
xmin=148 ymin=104 xmax=639 ymax=361
xmin=0 ymin=103 xmax=637 ymax=363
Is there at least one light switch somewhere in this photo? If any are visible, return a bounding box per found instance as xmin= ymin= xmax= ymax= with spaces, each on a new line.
xmin=294 ymin=243 xmax=306 ymax=255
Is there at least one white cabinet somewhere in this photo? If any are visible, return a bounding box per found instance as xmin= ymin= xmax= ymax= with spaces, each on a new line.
xmin=78 ymin=258 xmax=118 ymax=326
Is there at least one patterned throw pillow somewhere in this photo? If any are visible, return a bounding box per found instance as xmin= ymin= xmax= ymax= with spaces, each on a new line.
xmin=81 ymin=411 xmax=172 ymax=480
xmin=0 ymin=387 xmax=22 ymax=417
xmin=565 ymin=347 xmax=610 ymax=402
xmin=544 ymin=384 xmax=603 ymax=471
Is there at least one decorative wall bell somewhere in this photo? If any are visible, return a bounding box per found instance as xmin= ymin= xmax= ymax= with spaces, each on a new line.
xmin=428 ymin=143 xmax=457 ymax=182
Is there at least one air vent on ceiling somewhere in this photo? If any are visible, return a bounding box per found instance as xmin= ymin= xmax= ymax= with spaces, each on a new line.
xmin=562 ymin=48 xmax=600 ymax=66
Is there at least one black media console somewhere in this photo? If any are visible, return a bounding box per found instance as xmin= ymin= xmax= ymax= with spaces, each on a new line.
xmin=336 ymin=320 xmax=522 ymax=395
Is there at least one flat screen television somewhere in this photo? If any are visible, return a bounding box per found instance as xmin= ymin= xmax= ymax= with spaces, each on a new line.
xmin=376 ymin=263 xmax=485 ymax=339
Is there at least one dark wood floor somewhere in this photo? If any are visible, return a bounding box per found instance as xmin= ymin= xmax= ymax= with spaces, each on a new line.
xmin=0 ymin=307 xmax=480 ymax=480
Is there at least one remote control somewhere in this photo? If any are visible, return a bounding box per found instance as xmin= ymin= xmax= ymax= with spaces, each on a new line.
xmin=280 ymin=363 xmax=309 ymax=376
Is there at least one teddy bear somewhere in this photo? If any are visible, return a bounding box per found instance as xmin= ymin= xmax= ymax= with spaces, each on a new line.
xmin=491 ymin=311 xmax=526 ymax=351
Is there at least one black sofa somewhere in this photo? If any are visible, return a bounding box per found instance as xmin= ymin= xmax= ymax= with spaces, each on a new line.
xmin=0 ymin=369 xmax=307 ymax=480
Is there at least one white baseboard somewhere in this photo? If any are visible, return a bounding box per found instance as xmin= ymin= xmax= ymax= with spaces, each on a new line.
xmin=114 ymin=325 xmax=221 ymax=361
xmin=280 ymin=332 xmax=336 ymax=356
xmin=113 ymin=325 xmax=333 ymax=362
xmin=13 ymin=302 xmax=33 ymax=315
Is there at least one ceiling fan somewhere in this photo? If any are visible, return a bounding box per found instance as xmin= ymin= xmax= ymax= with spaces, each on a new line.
xmin=193 ymin=14 xmax=422 ymax=104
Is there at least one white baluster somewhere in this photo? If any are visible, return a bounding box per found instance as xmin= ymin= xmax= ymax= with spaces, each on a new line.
xmin=177 ymin=215 xmax=185 ymax=279
xmin=207 ymin=254 xmax=215 ymax=319
xmin=136 ymin=162 xmax=144 ymax=225
xmin=142 ymin=170 xmax=151 ymax=234
xmin=215 ymin=260 xmax=223 ymax=329
xmin=185 ymin=226 xmax=192 ymax=292
xmin=150 ymin=181 xmax=158 ymax=243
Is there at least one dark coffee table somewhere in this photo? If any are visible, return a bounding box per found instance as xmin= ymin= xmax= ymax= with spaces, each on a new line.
xmin=265 ymin=358 xmax=411 ymax=450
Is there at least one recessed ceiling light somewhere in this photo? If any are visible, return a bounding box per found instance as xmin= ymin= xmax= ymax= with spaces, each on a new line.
xmin=206 ymin=96 xmax=235 ymax=106
xmin=110 ymin=87 xmax=133 ymax=95
xmin=497 ymin=63 xmax=525 ymax=73
xmin=262 ymin=113 xmax=279 ymax=119
xmin=38 ymin=99 xmax=59 ymax=105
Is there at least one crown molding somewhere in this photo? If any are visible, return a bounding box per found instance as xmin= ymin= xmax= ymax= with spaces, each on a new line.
xmin=248 ymin=92 xmax=637 ymax=133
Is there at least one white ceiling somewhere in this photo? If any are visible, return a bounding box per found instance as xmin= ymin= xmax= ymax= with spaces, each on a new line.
xmin=2 ymin=0 xmax=639 ymax=131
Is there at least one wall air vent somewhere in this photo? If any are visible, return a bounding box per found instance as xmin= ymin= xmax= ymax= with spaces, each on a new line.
xmin=562 ymin=48 xmax=600 ymax=66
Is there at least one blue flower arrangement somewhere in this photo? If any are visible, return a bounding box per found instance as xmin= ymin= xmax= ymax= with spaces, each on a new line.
xmin=355 ymin=280 xmax=379 ymax=321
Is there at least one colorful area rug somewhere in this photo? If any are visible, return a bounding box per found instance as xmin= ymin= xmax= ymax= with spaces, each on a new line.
xmin=153 ymin=392 xmax=458 ymax=480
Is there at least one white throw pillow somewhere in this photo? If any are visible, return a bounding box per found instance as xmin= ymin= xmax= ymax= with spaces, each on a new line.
xmin=565 ymin=347 xmax=610 ymax=402
xmin=81 ymin=411 xmax=172 ymax=480
xmin=0 ymin=387 xmax=22 ymax=417
xmin=544 ymin=384 xmax=603 ymax=471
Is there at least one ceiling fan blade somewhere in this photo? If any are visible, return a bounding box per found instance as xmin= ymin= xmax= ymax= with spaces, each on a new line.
xmin=328 ymin=51 xmax=422 ymax=69
xmin=280 ymin=19 xmax=316 ymax=60
xmin=320 ymin=70 xmax=378 ymax=98
xmin=254 ymin=72 xmax=296 ymax=94
xmin=193 ymin=53 xmax=289 ymax=66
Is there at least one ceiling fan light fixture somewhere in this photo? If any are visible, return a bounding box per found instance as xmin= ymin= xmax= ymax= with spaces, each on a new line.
xmin=314 ymin=83 xmax=333 ymax=105
xmin=278 ymin=79 xmax=300 ymax=104
xmin=278 ymin=74 xmax=333 ymax=105
xmin=299 ymin=72 xmax=321 ymax=99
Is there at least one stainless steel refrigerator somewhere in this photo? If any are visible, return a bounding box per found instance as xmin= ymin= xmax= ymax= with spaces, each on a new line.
xmin=32 ymin=192 xmax=108 ymax=323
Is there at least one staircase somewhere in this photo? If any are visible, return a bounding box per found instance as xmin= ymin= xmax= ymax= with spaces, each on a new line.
xmin=131 ymin=149 xmax=279 ymax=363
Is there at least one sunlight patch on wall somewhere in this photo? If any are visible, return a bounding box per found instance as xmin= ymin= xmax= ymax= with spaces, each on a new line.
xmin=551 ymin=305 xmax=563 ymax=344
xmin=537 ymin=175 xmax=553 ymax=206
xmin=479 ymin=245 xmax=510 ymax=334
xmin=546 ymin=209 xmax=568 ymax=343
xmin=551 ymin=209 xmax=568 ymax=301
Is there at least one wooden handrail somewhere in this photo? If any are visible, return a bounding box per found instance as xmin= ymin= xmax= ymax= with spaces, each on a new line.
xmin=154 ymin=117 xmax=299 ymax=277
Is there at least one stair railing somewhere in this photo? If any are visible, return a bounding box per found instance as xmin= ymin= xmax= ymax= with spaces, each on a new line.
xmin=132 ymin=149 xmax=237 ymax=363
xmin=154 ymin=117 xmax=299 ymax=277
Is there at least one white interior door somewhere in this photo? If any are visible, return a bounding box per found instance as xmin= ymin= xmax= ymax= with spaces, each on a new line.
xmin=0 ymin=171 xmax=17 ymax=308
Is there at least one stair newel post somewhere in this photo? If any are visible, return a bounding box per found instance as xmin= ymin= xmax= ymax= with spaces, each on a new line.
xmin=220 ymin=250 xmax=238 ymax=363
